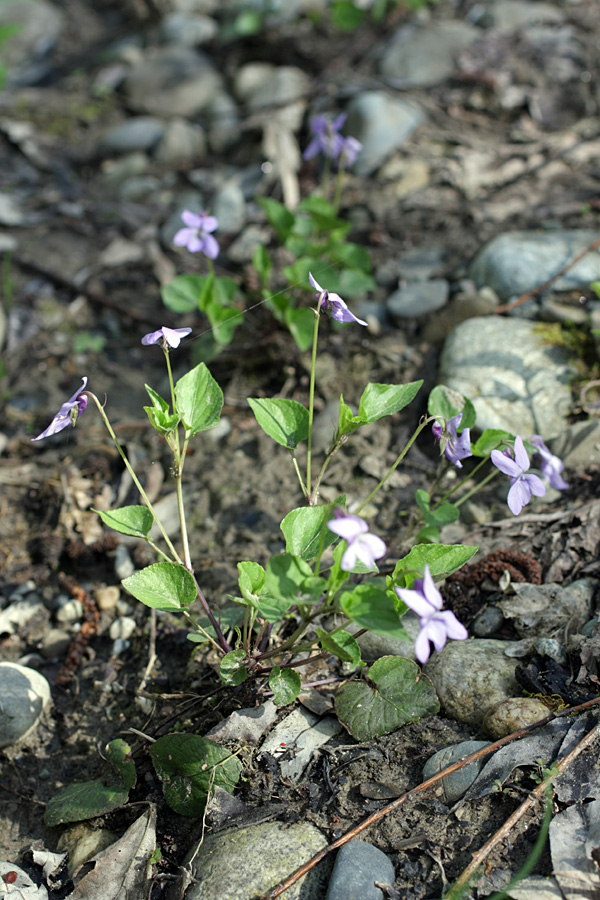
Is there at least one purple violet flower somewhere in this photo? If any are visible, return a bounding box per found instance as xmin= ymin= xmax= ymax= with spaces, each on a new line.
xmin=309 ymin=272 xmax=367 ymax=326
xmin=31 ymin=377 xmax=88 ymax=442
xmin=530 ymin=435 xmax=569 ymax=490
xmin=491 ymin=435 xmax=546 ymax=516
xmin=303 ymin=113 xmax=348 ymax=162
xmin=141 ymin=327 xmax=192 ymax=349
xmin=339 ymin=135 xmax=362 ymax=168
xmin=173 ymin=210 xmax=220 ymax=259
xmin=394 ymin=564 xmax=468 ymax=664
xmin=432 ymin=414 xmax=472 ymax=468
xmin=326 ymin=513 xmax=386 ymax=572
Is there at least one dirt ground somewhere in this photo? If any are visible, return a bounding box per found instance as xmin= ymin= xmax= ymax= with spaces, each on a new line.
xmin=1 ymin=1 xmax=600 ymax=897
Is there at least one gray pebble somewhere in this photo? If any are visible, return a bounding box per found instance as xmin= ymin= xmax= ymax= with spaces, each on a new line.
xmin=100 ymin=117 xmax=165 ymax=155
xmin=114 ymin=545 xmax=135 ymax=580
xmin=326 ymin=840 xmax=395 ymax=900
xmin=423 ymin=740 xmax=492 ymax=803
xmin=387 ymin=279 xmax=449 ymax=318
xmin=0 ymin=662 xmax=51 ymax=748
xmin=472 ymin=605 xmax=505 ymax=637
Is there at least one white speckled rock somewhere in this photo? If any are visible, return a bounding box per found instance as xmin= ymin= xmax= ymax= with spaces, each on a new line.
xmin=0 ymin=662 xmax=52 ymax=748
xmin=181 ymin=821 xmax=330 ymax=899
xmin=439 ymin=316 xmax=572 ymax=438
xmin=483 ymin=697 xmax=550 ymax=739
xmin=424 ymin=639 xmax=521 ymax=726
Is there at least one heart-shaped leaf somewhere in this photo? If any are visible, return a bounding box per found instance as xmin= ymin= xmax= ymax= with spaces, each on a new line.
xmin=335 ymin=657 xmax=439 ymax=741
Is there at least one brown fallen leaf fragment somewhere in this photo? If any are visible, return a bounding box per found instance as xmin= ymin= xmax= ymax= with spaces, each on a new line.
xmin=66 ymin=805 xmax=156 ymax=900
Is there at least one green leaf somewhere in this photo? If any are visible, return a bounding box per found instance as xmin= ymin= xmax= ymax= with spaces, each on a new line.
xmin=220 ymin=650 xmax=248 ymax=686
xmin=283 ymin=257 xmax=326 ymax=290
xmin=206 ymin=303 xmax=239 ymax=346
xmin=340 ymin=584 xmax=410 ymax=641
xmin=337 ymin=395 xmax=366 ymax=437
xmin=237 ymin=561 xmax=266 ymax=609
xmin=416 ymin=525 xmax=441 ymax=544
xmin=392 ymin=543 xmax=478 ymax=588
xmin=280 ymin=499 xmax=345 ymax=561
xmin=285 ymin=307 xmax=315 ymax=351
xmin=335 ymin=657 xmax=439 ymax=741
xmin=252 ymin=245 xmax=272 ymax=289
xmin=122 ymin=562 xmax=197 ymax=611
xmin=44 ymin=740 xmax=135 ymax=826
xmin=316 ymin=629 xmax=361 ymax=666
xmin=175 ymin=363 xmax=223 ymax=436
xmin=269 ymin=666 xmax=301 ymax=707
xmin=247 ymin=398 xmax=309 ymax=449
xmin=94 ymin=505 xmax=154 ymax=540
xmin=212 ymin=276 xmax=238 ymax=307
xmin=330 ymin=0 xmax=366 ymax=31
xmin=330 ymin=242 xmax=372 ymax=273
xmin=150 ymin=734 xmax=241 ymax=817
xmin=414 ymin=490 xmax=460 ymax=528
xmin=197 ymin=271 xmax=215 ymax=311
xmin=257 ymin=197 xmax=296 ymax=241
xmin=338 ymin=268 xmax=376 ymax=297
xmin=265 ymin=554 xmax=314 ymax=603
xmin=472 ymin=429 xmax=513 ymax=457
xmin=297 ymin=196 xmax=349 ymax=235
xmin=428 ymin=385 xmax=476 ymax=432
xmin=161 ymin=274 xmax=206 ymax=313
xmin=358 ymin=381 xmax=423 ymax=423
xmin=186 ymin=607 xmax=245 ymax=643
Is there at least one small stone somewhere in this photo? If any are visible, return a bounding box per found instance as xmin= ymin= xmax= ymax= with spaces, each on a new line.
xmin=55 ymin=598 xmax=83 ymax=624
xmin=399 ymin=246 xmax=446 ymax=281
xmin=326 ymin=840 xmax=395 ymax=900
xmin=109 ymin=616 xmax=137 ymax=641
xmin=114 ymin=545 xmax=135 ymax=580
xmin=380 ymin=20 xmax=478 ymax=88
xmin=0 ymin=595 xmax=45 ymax=634
xmin=213 ymin=182 xmax=246 ymax=234
xmin=423 ymin=740 xmax=492 ymax=803
xmin=100 ymin=117 xmax=165 ymax=155
xmin=40 ymin=628 xmax=72 ymax=660
xmin=94 ymin=586 xmax=120 ymax=611
xmin=534 ymin=637 xmax=566 ymax=665
xmin=161 ymin=12 xmax=218 ymax=46
xmin=483 ymin=697 xmax=550 ymax=740
xmin=425 ymin=639 xmax=521 ymax=725
xmin=154 ymin=118 xmax=207 ymax=166
xmin=472 ymin=605 xmax=505 ymax=638
xmin=345 ymin=91 xmax=425 ymax=176
xmin=227 ymin=224 xmax=272 ymax=263
xmin=387 ymin=279 xmax=449 ymax=318
xmin=0 ymin=662 xmax=52 ymax=748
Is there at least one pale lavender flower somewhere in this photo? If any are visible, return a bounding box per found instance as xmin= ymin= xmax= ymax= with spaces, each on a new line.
xmin=173 ymin=210 xmax=219 ymax=259
xmin=32 ymin=377 xmax=88 ymax=442
xmin=530 ymin=435 xmax=568 ymax=490
xmin=432 ymin=414 xmax=472 ymax=468
xmin=141 ymin=327 xmax=192 ymax=349
xmin=394 ymin=564 xmax=468 ymax=664
xmin=326 ymin=513 xmax=386 ymax=571
xmin=309 ymin=272 xmax=367 ymax=326
xmin=339 ymin=135 xmax=362 ymax=168
xmin=491 ymin=435 xmax=546 ymax=516
xmin=303 ymin=113 xmax=348 ymax=162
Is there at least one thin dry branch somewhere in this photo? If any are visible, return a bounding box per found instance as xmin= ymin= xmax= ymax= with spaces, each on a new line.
xmin=264 ymin=696 xmax=600 ymax=899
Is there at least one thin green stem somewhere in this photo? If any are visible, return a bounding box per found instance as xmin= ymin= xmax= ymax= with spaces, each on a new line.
xmin=290 ymin=452 xmax=309 ymax=501
xmin=306 ymin=311 xmax=321 ymax=502
xmin=181 ymin=609 xmax=222 ymax=654
xmin=164 ymin=349 xmax=193 ymax=570
xmin=332 ymin=161 xmax=345 ymax=215
xmin=87 ymin=392 xmax=183 ymax=564
xmin=454 ymin=467 xmax=499 ymax=508
xmin=356 ymin=417 xmax=433 ymax=514
xmin=433 ymin=456 xmax=490 ymax=508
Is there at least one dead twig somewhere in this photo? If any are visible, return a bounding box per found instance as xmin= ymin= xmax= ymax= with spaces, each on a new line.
xmin=448 ymin=719 xmax=600 ymax=896
xmin=495 ymin=235 xmax=600 ymax=314
xmin=265 ymin=696 xmax=600 ymax=899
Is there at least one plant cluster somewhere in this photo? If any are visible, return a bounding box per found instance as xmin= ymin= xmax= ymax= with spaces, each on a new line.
xmin=31 ymin=111 xmax=569 ymax=821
